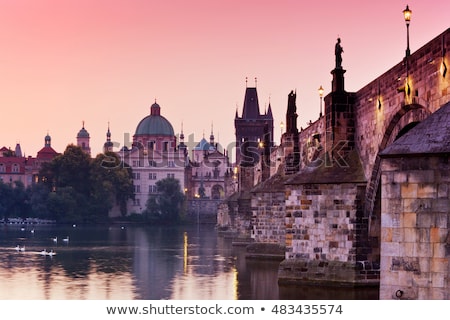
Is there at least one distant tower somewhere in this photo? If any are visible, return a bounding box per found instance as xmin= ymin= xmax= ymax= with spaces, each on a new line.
xmin=103 ymin=123 xmax=114 ymax=153
xmin=178 ymin=122 xmax=187 ymax=153
xmin=209 ymin=122 xmax=215 ymax=149
xmin=234 ymin=82 xmax=274 ymax=166
xmin=45 ymin=132 xmax=51 ymax=147
xmin=15 ymin=143 xmax=22 ymax=157
xmin=77 ymin=121 xmax=91 ymax=156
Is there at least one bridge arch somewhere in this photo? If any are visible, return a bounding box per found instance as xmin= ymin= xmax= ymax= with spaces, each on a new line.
xmin=365 ymin=102 xmax=431 ymax=231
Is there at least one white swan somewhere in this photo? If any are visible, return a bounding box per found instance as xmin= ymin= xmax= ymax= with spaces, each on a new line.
xmin=15 ymin=245 xmax=25 ymax=252
xmin=51 ymin=236 xmax=58 ymax=243
xmin=40 ymin=249 xmax=56 ymax=256
xmin=62 ymin=236 xmax=69 ymax=242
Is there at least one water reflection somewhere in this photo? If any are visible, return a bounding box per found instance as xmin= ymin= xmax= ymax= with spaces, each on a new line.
xmin=0 ymin=224 xmax=378 ymax=300
xmin=131 ymin=225 xmax=238 ymax=299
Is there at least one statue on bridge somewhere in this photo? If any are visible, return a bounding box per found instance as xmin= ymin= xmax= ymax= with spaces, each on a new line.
xmin=335 ymin=38 xmax=343 ymax=69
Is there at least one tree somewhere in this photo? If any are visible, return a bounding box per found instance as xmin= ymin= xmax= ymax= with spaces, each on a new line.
xmin=0 ymin=180 xmax=31 ymax=220
xmin=29 ymin=183 xmax=51 ymax=219
xmin=90 ymin=152 xmax=134 ymax=219
xmin=36 ymin=145 xmax=134 ymax=223
xmin=0 ymin=180 xmax=13 ymax=220
xmin=143 ymin=177 xmax=184 ymax=223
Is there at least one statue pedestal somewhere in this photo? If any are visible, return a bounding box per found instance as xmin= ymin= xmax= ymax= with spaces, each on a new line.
xmin=331 ymin=68 xmax=346 ymax=93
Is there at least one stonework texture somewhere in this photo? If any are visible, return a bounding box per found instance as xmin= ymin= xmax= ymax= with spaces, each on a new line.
xmin=380 ymin=156 xmax=450 ymax=299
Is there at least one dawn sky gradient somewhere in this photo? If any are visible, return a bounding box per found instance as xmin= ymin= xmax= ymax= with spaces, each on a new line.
xmin=1 ymin=0 xmax=449 ymax=158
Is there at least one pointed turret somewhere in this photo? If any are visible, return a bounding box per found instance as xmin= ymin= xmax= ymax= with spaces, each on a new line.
xmin=241 ymin=87 xmax=260 ymax=119
xmin=266 ymin=102 xmax=273 ymax=118
xmin=103 ymin=123 xmax=113 ymax=153
xmin=209 ymin=122 xmax=215 ymax=147
xmin=15 ymin=143 xmax=22 ymax=158
xmin=234 ymin=82 xmax=274 ymax=166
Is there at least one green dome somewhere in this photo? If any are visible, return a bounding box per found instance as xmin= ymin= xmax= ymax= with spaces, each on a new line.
xmin=135 ymin=103 xmax=174 ymax=136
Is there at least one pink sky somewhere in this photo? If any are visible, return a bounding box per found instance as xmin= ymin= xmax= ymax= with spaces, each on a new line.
xmin=0 ymin=0 xmax=449 ymax=158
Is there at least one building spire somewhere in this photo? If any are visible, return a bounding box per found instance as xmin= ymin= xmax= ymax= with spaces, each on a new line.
xmin=180 ymin=121 xmax=185 ymax=140
xmin=210 ymin=121 xmax=215 ymax=146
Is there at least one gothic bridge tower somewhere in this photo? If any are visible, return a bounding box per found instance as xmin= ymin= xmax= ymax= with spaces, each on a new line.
xmin=234 ymin=82 xmax=274 ymax=167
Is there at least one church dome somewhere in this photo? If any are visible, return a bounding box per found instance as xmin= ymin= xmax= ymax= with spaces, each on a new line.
xmin=134 ymin=102 xmax=174 ymax=137
xmin=77 ymin=125 xmax=90 ymax=138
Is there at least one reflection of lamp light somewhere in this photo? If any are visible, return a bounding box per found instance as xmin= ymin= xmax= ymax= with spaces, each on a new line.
xmin=194 ymin=194 xmax=200 ymax=224
xmin=318 ymin=85 xmax=324 ymax=117
xmin=403 ymin=5 xmax=412 ymax=57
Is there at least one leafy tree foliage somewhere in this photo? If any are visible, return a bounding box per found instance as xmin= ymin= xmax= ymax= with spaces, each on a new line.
xmin=90 ymin=152 xmax=134 ymax=218
xmin=143 ymin=177 xmax=185 ymax=223
xmin=0 ymin=180 xmax=31 ymax=220
xmin=0 ymin=145 xmax=135 ymax=223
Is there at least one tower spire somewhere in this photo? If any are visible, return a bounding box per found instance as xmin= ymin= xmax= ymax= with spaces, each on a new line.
xmin=210 ymin=121 xmax=215 ymax=146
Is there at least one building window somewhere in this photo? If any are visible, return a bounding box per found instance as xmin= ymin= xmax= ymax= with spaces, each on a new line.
xmin=132 ymin=172 xmax=140 ymax=180
xmin=0 ymin=164 xmax=4 ymax=173
xmin=163 ymin=141 xmax=168 ymax=152
xmin=133 ymin=199 xmax=141 ymax=206
xmin=149 ymin=185 xmax=158 ymax=193
xmin=148 ymin=141 xmax=155 ymax=150
xmin=134 ymin=185 xmax=141 ymax=193
xmin=149 ymin=172 xmax=157 ymax=180
xmin=167 ymin=173 xmax=175 ymax=179
xmin=12 ymin=164 xmax=20 ymax=173
xmin=168 ymin=161 xmax=175 ymax=167
xmin=149 ymin=160 xmax=157 ymax=167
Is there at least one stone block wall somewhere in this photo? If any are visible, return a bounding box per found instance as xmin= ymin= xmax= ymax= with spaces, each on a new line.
xmin=380 ymin=155 xmax=450 ymax=299
xmin=251 ymin=191 xmax=286 ymax=244
xmin=281 ymin=182 xmax=379 ymax=285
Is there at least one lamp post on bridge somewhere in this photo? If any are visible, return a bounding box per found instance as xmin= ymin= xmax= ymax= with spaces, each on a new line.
xmin=318 ymin=85 xmax=324 ymax=118
xmin=403 ymin=5 xmax=412 ymax=57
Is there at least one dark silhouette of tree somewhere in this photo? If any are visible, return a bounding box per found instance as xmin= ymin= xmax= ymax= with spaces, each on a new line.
xmin=90 ymin=152 xmax=134 ymax=218
xmin=37 ymin=145 xmax=134 ymax=223
xmin=143 ymin=177 xmax=184 ymax=223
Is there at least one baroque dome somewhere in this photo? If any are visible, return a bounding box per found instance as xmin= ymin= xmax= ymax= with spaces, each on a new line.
xmin=135 ymin=102 xmax=174 ymax=137
xmin=77 ymin=125 xmax=90 ymax=138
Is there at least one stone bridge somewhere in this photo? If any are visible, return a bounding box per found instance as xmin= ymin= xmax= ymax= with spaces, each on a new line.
xmin=218 ymin=28 xmax=450 ymax=299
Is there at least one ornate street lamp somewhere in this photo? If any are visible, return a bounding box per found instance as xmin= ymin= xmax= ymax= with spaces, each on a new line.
xmin=280 ymin=121 xmax=284 ymax=136
xmin=318 ymin=85 xmax=324 ymax=117
xmin=403 ymin=5 xmax=412 ymax=57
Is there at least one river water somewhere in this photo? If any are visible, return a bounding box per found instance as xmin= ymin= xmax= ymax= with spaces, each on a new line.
xmin=0 ymin=223 xmax=378 ymax=300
